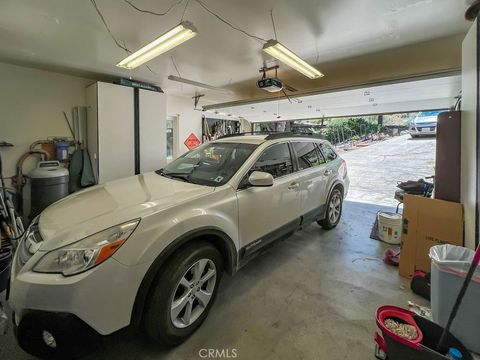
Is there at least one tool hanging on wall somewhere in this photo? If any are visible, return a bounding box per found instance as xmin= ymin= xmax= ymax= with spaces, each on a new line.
xmin=63 ymin=111 xmax=76 ymax=143
xmin=0 ymin=144 xmax=25 ymax=244
xmin=68 ymin=106 xmax=95 ymax=192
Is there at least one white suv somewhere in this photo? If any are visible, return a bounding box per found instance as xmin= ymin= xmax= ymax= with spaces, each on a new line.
xmin=8 ymin=133 xmax=349 ymax=357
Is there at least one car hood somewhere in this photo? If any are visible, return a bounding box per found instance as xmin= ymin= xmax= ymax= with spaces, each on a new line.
xmin=38 ymin=172 xmax=214 ymax=251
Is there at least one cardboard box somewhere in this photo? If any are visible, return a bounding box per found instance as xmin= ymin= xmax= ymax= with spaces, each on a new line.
xmin=399 ymin=194 xmax=464 ymax=278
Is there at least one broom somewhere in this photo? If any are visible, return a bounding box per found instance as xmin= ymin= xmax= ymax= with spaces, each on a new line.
xmin=436 ymin=242 xmax=480 ymax=353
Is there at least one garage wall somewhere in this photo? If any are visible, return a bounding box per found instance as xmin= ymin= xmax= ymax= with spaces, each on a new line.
xmin=461 ymin=20 xmax=478 ymax=250
xmin=0 ymin=62 xmax=92 ymax=178
xmin=0 ymin=62 xmax=202 ymax=181
xmin=166 ymin=94 xmax=203 ymax=156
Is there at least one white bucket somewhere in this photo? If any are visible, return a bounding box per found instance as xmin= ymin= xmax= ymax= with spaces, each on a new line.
xmin=377 ymin=211 xmax=402 ymax=244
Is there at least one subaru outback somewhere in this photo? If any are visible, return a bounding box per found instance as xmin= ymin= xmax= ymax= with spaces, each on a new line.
xmin=9 ymin=133 xmax=349 ymax=357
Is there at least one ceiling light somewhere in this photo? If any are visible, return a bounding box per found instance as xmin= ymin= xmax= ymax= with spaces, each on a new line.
xmin=117 ymin=22 xmax=197 ymax=69
xmin=262 ymin=40 xmax=323 ymax=79
xmin=168 ymin=75 xmax=231 ymax=92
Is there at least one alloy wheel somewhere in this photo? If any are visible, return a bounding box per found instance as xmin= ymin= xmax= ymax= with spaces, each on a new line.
xmin=170 ymin=258 xmax=217 ymax=329
xmin=328 ymin=192 xmax=342 ymax=224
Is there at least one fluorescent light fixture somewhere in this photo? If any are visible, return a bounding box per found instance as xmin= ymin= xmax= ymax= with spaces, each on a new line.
xmin=168 ymin=75 xmax=232 ymax=93
xmin=117 ymin=22 xmax=197 ymax=69
xmin=262 ymin=40 xmax=324 ymax=79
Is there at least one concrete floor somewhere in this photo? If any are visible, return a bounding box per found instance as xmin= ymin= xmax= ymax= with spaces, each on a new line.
xmin=342 ymin=134 xmax=436 ymax=206
xmin=0 ymin=201 xmax=427 ymax=360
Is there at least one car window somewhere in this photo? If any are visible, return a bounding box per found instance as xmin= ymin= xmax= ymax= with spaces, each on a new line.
xmin=251 ymin=143 xmax=294 ymax=179
xmin=314 ymin=144 xmax=327 ymax=164
xmin=319 ymin=143 xmax=338 ymax=162
xmin=292 ymin=142 xmax=323 ymax=170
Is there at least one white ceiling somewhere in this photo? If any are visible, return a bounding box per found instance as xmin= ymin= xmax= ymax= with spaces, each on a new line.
xmin=206 ymin=75 xmax=461 ymax=122
xmin=0 ymin=0 xmax=470 ymax=104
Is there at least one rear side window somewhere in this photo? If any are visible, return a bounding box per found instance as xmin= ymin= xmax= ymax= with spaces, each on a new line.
xmin=252 ymin=143 xmax=293 ymax=178
xmin=320 ymin=143 xmax=338 ymax=162
xmin=292 ymin=142 xmax=323 ymax=170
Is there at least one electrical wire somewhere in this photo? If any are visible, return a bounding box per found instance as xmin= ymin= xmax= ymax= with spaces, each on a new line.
xmin=194 ymin=0 xmax=267 ymax=43
xmin=145 ymin=64 xmax=159 ymax=75
xmin=90 ymin=0 xmax=130 ymax=53
xmin=181 ymin=0 xmax=190 ymax=22
xmin=123 ymin=0 xmax=268 ymax=43
xmin=91 ymin=0 xmax=160 ymax=77
xmin=171 ymin=56 xmax=182 ymax=77
xmin=123 ymin=0 xmax=184 ymax=16
xmin=114 ymin=0 xmax=269 ymax=44
xmin=3 ymin=229 xmax=26 ymax=242
xmin=92 ymin=0 xmax=269 ymax=75
xmin=270 ymin=8 xmax=278 ymax=40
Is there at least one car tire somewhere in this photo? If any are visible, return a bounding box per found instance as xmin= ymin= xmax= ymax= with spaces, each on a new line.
xmin=318 ymin=188 xmax=343 ymax=230
xmin=144 ymin=242 xmax=224 ymax=346
xmin=410 ymin=134 xmax=418 ymax=139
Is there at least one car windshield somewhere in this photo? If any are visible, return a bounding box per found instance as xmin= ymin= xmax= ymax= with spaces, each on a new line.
xmin=158 ymin=142 xmax=258 ymax=186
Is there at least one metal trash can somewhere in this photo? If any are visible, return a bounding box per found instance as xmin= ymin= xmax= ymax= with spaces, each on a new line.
xmin=429 ymin=244 xmax=480 ymax=353
xmin=29 ymin=161 xmax=69 ymax=219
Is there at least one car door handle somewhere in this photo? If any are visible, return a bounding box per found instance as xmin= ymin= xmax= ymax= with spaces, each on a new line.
xmin=288 ymin=182 xmax=299 ymax=190
xmin=323 ymin=169 xmax=332 ymax=176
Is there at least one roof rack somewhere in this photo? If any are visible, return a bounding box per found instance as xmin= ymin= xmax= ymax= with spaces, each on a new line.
xmin=217 ymin=131 xmax=280 ymax=139
xmin=265 ymin=132 xmax=324 ymax=140
xmin=218 ymin=131 xmax=324 ymax=140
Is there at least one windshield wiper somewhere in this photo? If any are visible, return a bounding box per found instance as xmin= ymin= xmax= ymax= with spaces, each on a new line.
xmin=156 ymin=169 xmax=190 ymax=182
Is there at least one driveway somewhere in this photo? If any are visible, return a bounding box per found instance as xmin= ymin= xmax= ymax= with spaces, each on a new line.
xmin=341 ymin=134 xmax=436 ymax=206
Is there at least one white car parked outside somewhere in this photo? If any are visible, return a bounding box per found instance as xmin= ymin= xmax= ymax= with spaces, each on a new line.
xmin=409 ymin=110 xmax=445 ymax=138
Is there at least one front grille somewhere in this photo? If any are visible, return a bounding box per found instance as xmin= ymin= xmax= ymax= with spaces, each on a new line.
xmin=16 ymin=219 xmax=43 ymax=270
xmin=416 ymin=126 xmax=435 ymax=132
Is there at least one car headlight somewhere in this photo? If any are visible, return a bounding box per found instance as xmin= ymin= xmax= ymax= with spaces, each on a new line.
xmin=33 ymin=219 xmax=140 ymax=276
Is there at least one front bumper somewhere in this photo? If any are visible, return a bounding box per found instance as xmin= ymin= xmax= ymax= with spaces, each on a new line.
xmin=9 ymin=251 xmax=151 ymax=336
xmin=13 ymin=310 xmax=102 ymax=358
xmin=409 ymin=126 xmax=436 ymax=136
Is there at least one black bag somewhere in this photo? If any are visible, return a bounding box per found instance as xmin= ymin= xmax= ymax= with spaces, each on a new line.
xmin=411 ymin=271 xmax=431 ymax=301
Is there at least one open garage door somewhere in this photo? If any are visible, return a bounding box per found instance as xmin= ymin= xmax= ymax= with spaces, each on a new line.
xmin=204 ymin=74 xmax=461 ymax=210
xmin=203 ymin=74 xmax=460 ymax=122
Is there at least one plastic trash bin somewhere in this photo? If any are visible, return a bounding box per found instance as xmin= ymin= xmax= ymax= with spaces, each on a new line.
xmin=429 ymin=244 xmax=480 ymax=353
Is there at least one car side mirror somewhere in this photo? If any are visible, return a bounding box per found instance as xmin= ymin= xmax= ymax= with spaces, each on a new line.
xmin=248 ymin=171 xmax=274 ymax=187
